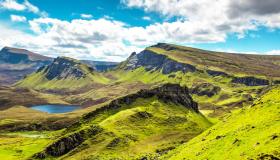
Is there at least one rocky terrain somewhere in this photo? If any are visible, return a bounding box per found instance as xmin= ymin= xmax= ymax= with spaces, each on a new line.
xmin=42 ymin=57 xmax=94 ymax=80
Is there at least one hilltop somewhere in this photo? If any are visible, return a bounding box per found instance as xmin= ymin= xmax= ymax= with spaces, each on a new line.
xmin=0 ymin=47 xmax=52 ymax=84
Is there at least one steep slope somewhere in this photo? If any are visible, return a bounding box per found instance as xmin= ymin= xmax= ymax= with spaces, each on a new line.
xmin=32 ymin=84 xmax=212 ymax=159
xmin=164 ymin=86 xmax=280 ymax=160
xmin=16 ymin=57 xmax=110 ymax=91
xmin=0 ymin=47 xmax=52 ymax=85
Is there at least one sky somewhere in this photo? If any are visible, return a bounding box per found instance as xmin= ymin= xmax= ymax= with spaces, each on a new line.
xmin=0 ymin=0 xmax=280 ymax=61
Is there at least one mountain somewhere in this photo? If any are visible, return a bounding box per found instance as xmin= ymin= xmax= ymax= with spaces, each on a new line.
xmin=82 ymin=60 xmax=119 ymax=72
xmin=121 ymin=43 xmax=280 ymax=80
xmin=16 ymin=57 xmax=110 ymax=91
xmin=32 ymin=84 xmax=212 ymax=159
xmin=0 ymin=47 xmax=53 ymax=85
xmin=164 ymin=86 xmax=280 ymax=160
xmin=16 ymin=43 xmax=275 ymax=113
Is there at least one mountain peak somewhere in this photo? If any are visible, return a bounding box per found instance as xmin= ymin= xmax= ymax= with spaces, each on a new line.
xmin=42 ymin=56 xmax=94 ymax=80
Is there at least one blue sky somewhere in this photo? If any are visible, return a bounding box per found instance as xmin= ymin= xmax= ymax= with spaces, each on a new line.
xmin=0 ymin=0 xmax=280 ymax=61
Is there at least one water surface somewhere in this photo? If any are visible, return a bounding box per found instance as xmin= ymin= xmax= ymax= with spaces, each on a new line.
xmin=31 ymin=104 xmax=81 ymax=113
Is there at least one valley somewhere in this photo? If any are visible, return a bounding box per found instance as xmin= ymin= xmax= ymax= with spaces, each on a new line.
xmin=0 ymin=43 xmax=279 ymax=159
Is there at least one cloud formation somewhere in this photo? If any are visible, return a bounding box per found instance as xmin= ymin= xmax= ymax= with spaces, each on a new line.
xmin=80 ymin=14 xmax=93 ymax=19
xmin=0 ymin=0 xmax=47 ymax=17
xmin=0 ymin=0 xmax=280 ymax=61
xmin=10 ymin=14 xmax=26 ymax=22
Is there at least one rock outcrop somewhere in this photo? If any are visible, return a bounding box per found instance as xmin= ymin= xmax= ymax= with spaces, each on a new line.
xmin=124 ymin=50 xmax=196 ymax=74
xmin=41 ymin=57 xmax=94 ymax=80
xmin=33 ymin=125 xmax=103 ymax=159
xmin=191 ymin=83 xmax=221 ymax=97
xmin=84 ymin=83 xmax=198 ymax=121
xmin=232 ymin=76 xmax=269 ymax=86
xmin=206 ymin=70 xmax=229 ymax=77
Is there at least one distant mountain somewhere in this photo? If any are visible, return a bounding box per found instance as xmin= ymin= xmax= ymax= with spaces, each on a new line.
xmin=82 ymin=60 xmax=118 ymax=72
xmin=0 ymin=47 xmax=53 ymax=85
xmin=16 ymin=56 xmax=110 ymax=91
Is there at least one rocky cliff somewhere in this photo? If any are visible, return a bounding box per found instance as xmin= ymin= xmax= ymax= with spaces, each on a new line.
xmin=123 ymin=49 xmax=196 ymax=74
xmin=41 ymin=57 xmax=94 ymax=80
xmin=83 ymin=83 xmax=198 ymax=120
xmin=232 ymin=76 xmax=269 ymax=86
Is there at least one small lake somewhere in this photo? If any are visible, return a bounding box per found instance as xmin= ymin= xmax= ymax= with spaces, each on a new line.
xmin=31 ymin=104 xmax=81 ymax=114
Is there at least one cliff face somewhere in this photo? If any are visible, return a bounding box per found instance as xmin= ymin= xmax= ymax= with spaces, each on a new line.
xmin=124 ymin=50 xmax=196 ymax=74
xmin=84 ymin=83 xmax=198 ymax=121
xmin=41 ymin=57 xmax=94 ymax=80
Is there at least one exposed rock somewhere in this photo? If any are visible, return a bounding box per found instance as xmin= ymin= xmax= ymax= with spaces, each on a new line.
xmin=83 ymin=83 xmax=198 ymax=121
xmin=42 ymin=57 xmax=93 ymax=80
xmin=232 ymin=76 xmax=269 ymax=86
xmin=124 ymin=50 xmax=196 ymax=74
xmin=191 ymin=83 xmax=221 ymax=97
xmin=33 ymin=125 xmax=103 ymax=158
xmin=206 ymin=70 xmax=229 ymax=77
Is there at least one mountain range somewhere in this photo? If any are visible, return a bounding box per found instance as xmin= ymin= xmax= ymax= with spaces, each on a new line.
xmin=0 ymin=43 xmax=279 ymax=160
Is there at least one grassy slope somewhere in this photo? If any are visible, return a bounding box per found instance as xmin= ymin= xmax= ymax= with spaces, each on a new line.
xmin=0 ymin=131 xmax=62 ymax=160
xmin=54 ymin=97 xmax=212 ymax=159
xmin=164 ymin=86 xmax=280 ymax=160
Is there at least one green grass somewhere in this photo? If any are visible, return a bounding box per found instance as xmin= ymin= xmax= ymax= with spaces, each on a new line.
xmin=0 ymin=131 xmax=62 ymax=160
xmin=164 ymin=86 xmax=280 ymax=160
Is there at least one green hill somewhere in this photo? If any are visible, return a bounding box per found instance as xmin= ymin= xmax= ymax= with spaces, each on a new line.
xmin=164 ymin=86 xmax=280 ymax=160
xmin=32 ymin=84 xmax=212 ymax=159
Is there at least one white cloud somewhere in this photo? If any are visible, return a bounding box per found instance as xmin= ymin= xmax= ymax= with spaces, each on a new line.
xmin=122 ymin=0 xmax=280 ymax=40
xmin=265 ymin=50 xmax=280 ymax=55
xmin=142 ymin=16 xmax=151 ymax=21
xmin=0 ymin=0 xmax=25 ymax=11
xmin=0 ymin=0 xmax=47 ymax=17
xmin=10 ymin=14 xmax=27 ymax=22
xmin=80 ymin=14 xmax=93 ymax=19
